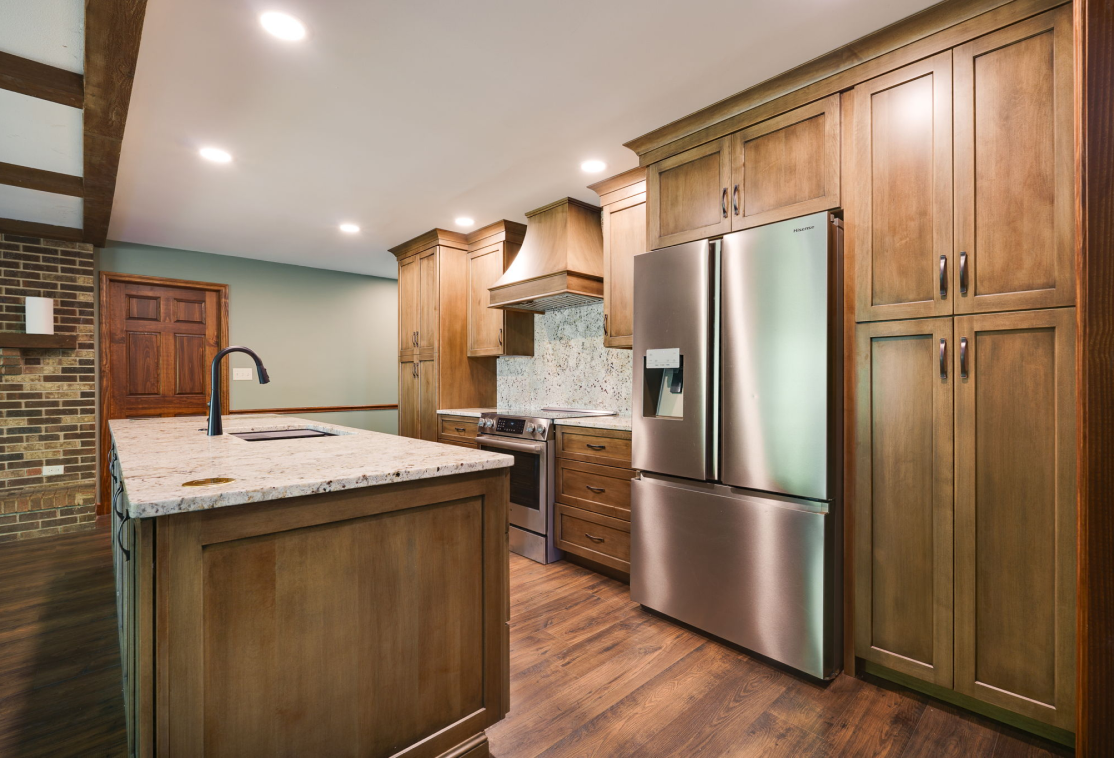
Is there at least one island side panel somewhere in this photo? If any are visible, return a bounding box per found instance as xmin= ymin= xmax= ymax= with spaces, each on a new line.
xmin=153 ymin=469 xmax=509 ymax=758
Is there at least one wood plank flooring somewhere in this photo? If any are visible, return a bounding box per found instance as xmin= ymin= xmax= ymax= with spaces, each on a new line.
xmin=0 ymin=523 xmax=1070 ymax=757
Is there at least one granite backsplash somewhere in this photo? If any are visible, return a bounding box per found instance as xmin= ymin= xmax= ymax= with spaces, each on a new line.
xmin=497 ymin=301 xmax=632 ymax=414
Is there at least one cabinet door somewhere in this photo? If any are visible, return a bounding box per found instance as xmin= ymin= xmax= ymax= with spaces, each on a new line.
xmin=854 ymin=318 xmax=953 ymax=687
xmin=953 ymin=6 xmax=1074 ymax=314
xmin=646 ymin=137 xmax=731 ymax=250
xmin=603 ymin=192 xmax=644 ymax=348
xmin=418 ymin=357 xmax=438 ymax=442
xmin=853 ymin=53 xmax=953 ymax=322
xmin=954 ymin=308 xmax=1076 ymax=728
xmin=468 ymin=245 xmax=505 ymax=356
xmin=398 ymin=360 xmax=419 ymax=438
xmin=398 ymin=256 xmax=419 ymax=356
xmin=730 ymin=94 xmax=841 ymax=231
xmin=417 ymin=248 xmax=438 ymax=352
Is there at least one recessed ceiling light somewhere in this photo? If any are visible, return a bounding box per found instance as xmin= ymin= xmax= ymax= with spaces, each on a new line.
xmin=455 ymin=217 xmax=475 ymax=227
xmin=580 ymin=159 xmax=607 ymax=174
xmin=199 ymin=147 xmax=232 ymax=163
xmin=339 ymin=223 xmax=360 ymax=234
xmin=260 ymin=11 xmax=307 ymax=41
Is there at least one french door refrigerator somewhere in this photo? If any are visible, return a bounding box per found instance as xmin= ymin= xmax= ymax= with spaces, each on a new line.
xmin=631 ymin=211 xmax=843 ymax=680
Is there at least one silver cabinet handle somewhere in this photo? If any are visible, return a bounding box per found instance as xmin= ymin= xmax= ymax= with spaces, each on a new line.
xmin=585 ymin=485 xmax=605 ymax=493
xmin=498 ymin=328 xmax=503 ymax=346
xmin=721 ymin=188 xmax=728 ymax=219
xmin=584 ymin=533 xmax=604 ymax=543
xmin=939 ymin=338 xmax=947 ymax=379
xmin=939 ymin=255 xmax=948 ymax=297
xmin=412 ymin=362 xmax=418 ymax=378
xmin=959 ymin=252 xmax=968 ymax=295
xmin=454 ymin=427 xmax=467 ymax=433
xmin=732 ymin=184 xmax=740 ymax=216
xmin=586 ymin=444 xmax=606 ymax=451
xmin=960 ymin=337 xmax=968 ymax=379
xmin=603 ymin=313 xmax=608 ymax=335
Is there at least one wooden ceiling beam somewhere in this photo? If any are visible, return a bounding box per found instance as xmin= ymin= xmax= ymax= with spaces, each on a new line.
xmin=0 ymin=162 xmax=84 ymax=197
xmin=82 ymin=0 xmax=149 ymax=248
xmin=0 ymin=217 xmax=85 ymax=243
xmin=0 ymin=51 xmax=83 ymax=108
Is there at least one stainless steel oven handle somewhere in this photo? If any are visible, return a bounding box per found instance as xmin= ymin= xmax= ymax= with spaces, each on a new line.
xmin=476 ymin=435 xmax=548 ymax=454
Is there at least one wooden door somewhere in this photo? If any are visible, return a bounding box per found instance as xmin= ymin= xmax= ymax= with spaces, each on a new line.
xmin=954 ymin=307 xmax=1076 ymax=728
xmin=417 ymin=248 xmax=438 ymax=353
xmin=953 ymin=6 xmax=1074 ymax=314
xmin=729 ymin=94 xmax=841 ymax=231
xmin=854 ymin=317 xmax=953 ymax=687
xmin=602 ymin=191 xmax=644 ymax=348
xmin=418 ymin=357 xmax=438 ymax=442
xmin=853 ymin=53 xmax=953 ymax=322
xmin=398 ymin=359 xmax=419 ymax=439
xmin=646 ymin=137 xmax=731 ymax=250
xmin=99 ymin=273 xmax=228 ymax=507
xmin=468 ymin=244 xmax=506 ymax=356
xmin=398 ymin=255 xmax=419 ymax=356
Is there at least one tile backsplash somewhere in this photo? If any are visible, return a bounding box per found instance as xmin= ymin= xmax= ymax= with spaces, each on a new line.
xmin=497 ymin=301 xmax=632 ymax=414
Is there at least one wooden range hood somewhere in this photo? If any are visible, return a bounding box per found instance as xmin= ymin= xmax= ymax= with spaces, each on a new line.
xmin=488 ymin=197 xmax=603 ymax=312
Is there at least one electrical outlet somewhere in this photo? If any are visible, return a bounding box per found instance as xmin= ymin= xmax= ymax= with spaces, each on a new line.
xmin=233 ymin=367 xmax=253 ymax=381
xmin=43 ymin=465 xmax=64 ymax=476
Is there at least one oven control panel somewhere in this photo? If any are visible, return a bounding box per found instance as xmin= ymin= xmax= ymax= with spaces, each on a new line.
xmin=479 ymin=415 xmax=549 ymax=440
xmin=495 ymin=418 xmax=525 ymax=434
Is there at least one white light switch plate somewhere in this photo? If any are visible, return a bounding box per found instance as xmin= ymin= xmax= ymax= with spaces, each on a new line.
xmin=233 ymin=368 xmax=253 ymax=381
xmin=44 ymin=465 xmax=64 ymax=476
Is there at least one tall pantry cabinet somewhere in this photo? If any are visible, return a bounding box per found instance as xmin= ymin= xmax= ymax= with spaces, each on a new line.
xmin=851 ymin=4 xmax=1076 ymax=733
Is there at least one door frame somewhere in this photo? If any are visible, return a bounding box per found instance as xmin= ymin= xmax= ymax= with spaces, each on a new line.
xmin=97 ymin=272 xmax=229 ymax=513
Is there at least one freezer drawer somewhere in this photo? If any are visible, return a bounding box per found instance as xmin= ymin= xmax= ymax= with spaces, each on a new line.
xmin=631 ymin=473 xmax=841 ymax=680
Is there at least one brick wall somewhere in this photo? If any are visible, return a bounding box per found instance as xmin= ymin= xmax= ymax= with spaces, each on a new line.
xmin=0 ymin=233 xmax=97 ymax=541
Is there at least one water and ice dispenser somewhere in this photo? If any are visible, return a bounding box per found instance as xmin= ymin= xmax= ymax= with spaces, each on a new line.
xmin=642 ymin=347 xmax=684 ymax=419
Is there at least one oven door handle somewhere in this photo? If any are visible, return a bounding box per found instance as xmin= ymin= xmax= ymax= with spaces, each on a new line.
xmin=475 ymin=435 xmax=548 ymax=454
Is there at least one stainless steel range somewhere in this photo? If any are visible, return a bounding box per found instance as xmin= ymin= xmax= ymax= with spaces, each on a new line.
xmin=476 ymin=408 xmax=614 ymax=564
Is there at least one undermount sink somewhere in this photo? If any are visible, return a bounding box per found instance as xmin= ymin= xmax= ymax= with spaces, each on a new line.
xmin=229 ymin=428 xmax=340 ymax=442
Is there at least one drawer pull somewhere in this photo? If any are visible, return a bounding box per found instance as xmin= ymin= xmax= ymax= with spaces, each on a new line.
xmin=454 ymin=427 xmax=467 ymax=432
xmin=586 ymin=444 xmax=606 ymax=451
xmin=584 ymin=533 xmax=605 ymax=543
xmin=585 ymin=485 xmax=606 ymax=493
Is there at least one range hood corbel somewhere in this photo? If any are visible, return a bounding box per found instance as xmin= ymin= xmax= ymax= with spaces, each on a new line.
xmin=488 ymin=197 xmax=603 ymax=312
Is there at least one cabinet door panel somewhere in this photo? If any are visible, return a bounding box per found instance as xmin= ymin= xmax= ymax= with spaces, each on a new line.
xmin=468 ymin=246 xmax=505 ymax=356
xmin=954 ymin=308 xmax=1075 ymax=728
xmin=418 ymin=249 xmax=438 ymax=352
xmin=398 ymin=257 xmax=419 ymax=356
xmin=731 ymin=94 xmax=840 ymax=231
xmin=646 ymin=138 xmax=731 ymax=250
xmin=398 ymin=360 xmax=419 ymax=439
xmin=603 ymin=192 xmax=644 ymax=348
xmin=854 ymin=318 xmax=953 ymax=686
xmin=853 ymin=53 xmax=952 ymax=322
xmin=954 ymin=6 xmax=1074 ymax=313
xmin=418 ymin=358 xmax=438 ymax=442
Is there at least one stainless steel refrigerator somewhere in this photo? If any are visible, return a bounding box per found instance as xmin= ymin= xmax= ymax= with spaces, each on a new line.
xmin=631 ymin=211 xmax=843 ymax=680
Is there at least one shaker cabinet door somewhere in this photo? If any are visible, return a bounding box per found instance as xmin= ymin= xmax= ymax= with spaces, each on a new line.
xmin=853 ymin=53 xmax=953 ymax=322
xmin=854 ymin=318 xmax=954 ymax=687
xmin=468 ymin=245 xmax=506 ymax=356
xmin=398 ymin=360 xmax=419 ymax=439
xmin=953 ymin=6 xmax=1075 ymax=314
xmin=398 ymin=256 xmax=419 ymax=356
xmin=418 ymin=357 xmax=438 ymax=442
xmin=602 ymin=192 xmax=645 ymax=348
xmin=953 ymin=307 xmax=1076 ymax=729
xmin=417 ymin=248 xmax=438 ymax=352
xmin=646 ymin=137 xmax=732 ymax=251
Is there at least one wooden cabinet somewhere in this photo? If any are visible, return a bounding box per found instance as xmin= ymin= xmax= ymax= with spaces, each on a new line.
xmin=953 ymin=6 xmax=1074 ymax=315
xmin=590 ymin=168 xmax=646 ymax=349
xmin=466 ymin=221 xmax=533 ymax=357
xmin=398 ymin=359 xmax=419 ymax=438
xmin=853 ymin=53 xmax=953 ymax=322
xmin=646 ymin=96 xmax=841 ymax=250
xmin=417 ymin=249 xmax=438 ymax=353
xmin=398 ymin=256 xmax=419 ymax=356
xmin=438 ymin=414 xmax=479 ymax=449
xmin=953 ymin=307 xmax=1076 ymax=729
xmin=555 ymin=457 xmax=635 ymax=522
xmin=556 ymin=505 xmax=631 ymax=573
xmin=854 ymin=317 xmax=954 ymax=688
xmin=555 ymin=426 xmax=632 ymax=468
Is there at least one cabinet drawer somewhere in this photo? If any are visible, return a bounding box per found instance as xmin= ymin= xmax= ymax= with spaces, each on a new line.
xmin=438 ymin=416 xmax=478 ymax=441
xmin=557 ymin=505 xmax=630 ymax=572
xmin=555 ymin=458 xmax=634 ymax=521
xmin=555 ymin=426 xmax=632 ymax=467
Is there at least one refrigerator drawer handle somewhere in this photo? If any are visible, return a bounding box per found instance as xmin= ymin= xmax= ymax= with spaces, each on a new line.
xmin=586 ymin=444 xmax=606 ymax=451
xmin=585 ymin=485 xmax=606 ymax=493
xmin=939 ymin=338 xmax=947 ymax=379
xmin=584 ymin=533 xmax=605 ymax=543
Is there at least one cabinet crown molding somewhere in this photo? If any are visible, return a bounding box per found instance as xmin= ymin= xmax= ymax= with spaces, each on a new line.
xmin=389 ymin=228 xmax=470 ymax=259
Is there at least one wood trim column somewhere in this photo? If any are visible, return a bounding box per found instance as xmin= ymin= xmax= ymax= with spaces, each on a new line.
xmin=1075 ymin=0 xmax=1114 ymax=752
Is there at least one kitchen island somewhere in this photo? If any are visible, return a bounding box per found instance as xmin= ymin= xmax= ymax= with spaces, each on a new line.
xmin=108 ymin=414 xmax=512 ymax=758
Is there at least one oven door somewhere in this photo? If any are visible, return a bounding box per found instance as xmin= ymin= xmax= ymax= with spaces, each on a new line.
xmin=476 ymin=434 xmax=552 ymax=535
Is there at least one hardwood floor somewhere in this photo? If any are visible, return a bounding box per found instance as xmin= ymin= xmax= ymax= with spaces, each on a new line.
xmin=0 ymin=523 xmax=1070 ymax=757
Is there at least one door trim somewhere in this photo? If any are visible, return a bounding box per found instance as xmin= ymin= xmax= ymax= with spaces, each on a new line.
xmin=97 ymin=272 xmax=229 ymax=513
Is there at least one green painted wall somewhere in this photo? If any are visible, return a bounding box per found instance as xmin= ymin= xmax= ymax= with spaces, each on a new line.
xmin=98 ymin=242 xmax=398 ymax=434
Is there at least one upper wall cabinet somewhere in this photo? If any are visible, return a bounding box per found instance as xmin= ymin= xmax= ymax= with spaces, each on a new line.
xmin=398 ymin=248 xmax=438 ymax=357
xmin=591 ymin=168 xmax=647 ymax=349
xmin=467 ymin=221 xmax=533 ymax=357
xmin=853 ymin=53 xmax=953 ymax=323
xmin=953 ymin=5 xmax=1074 ymax=314
xmin=646 ymin=95 xmax=841 ymax=251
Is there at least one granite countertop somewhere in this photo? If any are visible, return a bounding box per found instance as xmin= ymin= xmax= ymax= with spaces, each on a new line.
xmin=110 ymin=415 xmax=513 ymax=519
xmin=555 ymin=416 xmax=632 ymax=432
xmin=435 ymin=408 xmax=494 ymax=418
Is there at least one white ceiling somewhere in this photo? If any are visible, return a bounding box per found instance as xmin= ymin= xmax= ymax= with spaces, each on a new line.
xmin=108 ymin=0 xmax=939 ymax=279
xmin=0 ymin=0 xmax=84 ymax=73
